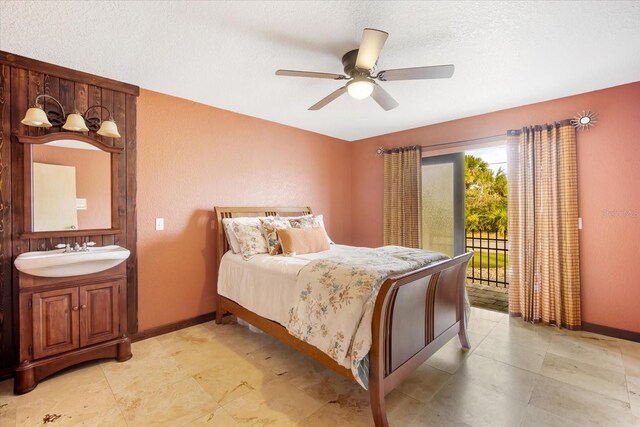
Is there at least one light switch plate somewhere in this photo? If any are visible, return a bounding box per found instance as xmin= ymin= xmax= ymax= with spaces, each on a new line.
xmin=76 ymin=198 xmax=87 ymax=210
xmin=155 ymin=218 xmax=164 ymax=231
xmin=578 ymin=217 xmax=582 ymax=230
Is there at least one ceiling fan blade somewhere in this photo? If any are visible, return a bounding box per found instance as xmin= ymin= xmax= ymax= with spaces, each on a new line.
xmin=276 ymin=69 xmax=347 ymax=80
xmin=371 ymin=83 xmax=399 ymax=111
xmin=308 ymin=86 xmax=347 ymax=110
xmin=377 ymin=64 xmax=454 ymax=81
xmin=355 ymin=28 xmax=389 ymax=70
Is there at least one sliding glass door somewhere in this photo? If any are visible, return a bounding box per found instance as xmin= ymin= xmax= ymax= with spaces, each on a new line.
xmin=421 ymin=153 xmax=465 ymax=256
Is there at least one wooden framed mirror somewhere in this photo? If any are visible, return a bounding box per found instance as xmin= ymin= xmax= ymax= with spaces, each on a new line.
xmin=16 ymin=132 xmax=122 ymax=239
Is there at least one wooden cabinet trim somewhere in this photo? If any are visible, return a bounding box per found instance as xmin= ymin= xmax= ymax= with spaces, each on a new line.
xmin=0 ymin=51 xmax=139 ymax=96
xmin=19 ymin=263 xmax=126 ymax=290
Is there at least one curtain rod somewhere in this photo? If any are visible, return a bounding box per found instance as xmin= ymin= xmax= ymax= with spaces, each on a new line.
xmin=377 ymin=116 xmax=587 ymax=155
xmin=376 ymin=133 xmax=506 ymax=155
xmin=419 ymin=133 xmax=506 ymax=150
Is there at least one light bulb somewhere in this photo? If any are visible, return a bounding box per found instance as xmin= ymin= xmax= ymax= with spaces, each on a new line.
xmin=347 ymin=79 xmax=374 ymax=99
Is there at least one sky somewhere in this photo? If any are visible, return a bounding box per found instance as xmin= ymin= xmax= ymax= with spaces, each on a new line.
xmin=466 ymin=145 xmax=507 ymax=175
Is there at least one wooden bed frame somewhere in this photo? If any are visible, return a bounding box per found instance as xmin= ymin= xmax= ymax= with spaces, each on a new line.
xmin=214 ymin=206 xmax=473 ymax=426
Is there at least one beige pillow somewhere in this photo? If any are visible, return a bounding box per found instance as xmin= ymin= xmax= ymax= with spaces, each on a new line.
xmin=277 ymin=227 xmax=330 ymax=256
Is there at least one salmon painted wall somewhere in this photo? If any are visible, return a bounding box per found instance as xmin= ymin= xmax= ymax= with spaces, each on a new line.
xmin=33 ymin=145 xmax=111 ymax=229
xmin=136 ymin=89 xmax=351 ymax=331
xmin=350 ymin=82 xmax=640 ymax=333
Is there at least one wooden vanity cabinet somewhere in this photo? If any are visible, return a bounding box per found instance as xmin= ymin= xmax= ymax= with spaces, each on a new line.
xmin=15 ymin=263 xmax=131 ymax=394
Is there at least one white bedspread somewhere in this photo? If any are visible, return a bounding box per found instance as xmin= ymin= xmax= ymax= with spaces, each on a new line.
xmin=217 ymin=245 xmax=358 ymax=325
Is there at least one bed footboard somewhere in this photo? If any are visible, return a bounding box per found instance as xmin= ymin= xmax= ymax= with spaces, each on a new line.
xmin=369 ymin=252 xmax=473 ymax=427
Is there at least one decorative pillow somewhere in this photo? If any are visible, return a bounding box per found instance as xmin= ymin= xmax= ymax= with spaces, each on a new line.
xmin=287 ymin=214 xmax=316 ymax=229
xmin=222 ymin=217 xmax=263 ymax=253
xmin=277 ymin=227 xmax=330 ymax=256
xmin=231 ymin=221 xmax=269 ymax=260
xmin=260 ymin=218 xmax=291 ymax=255
xmin=284 ymin=214 xmax=333 ymax=244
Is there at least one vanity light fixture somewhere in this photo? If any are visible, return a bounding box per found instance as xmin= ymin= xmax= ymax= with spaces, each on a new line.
xmin=84 ymin=105 xmax=121 ymax=138
xmin=21 ymin=105 xmax=53 ymax=128
xmin=21 ymin=94 xmax=64 ymax=128
xmin=21 ymin=94 xmax=121 ymax=138
xmin=62 ymin=111 xmax=89 ymax=132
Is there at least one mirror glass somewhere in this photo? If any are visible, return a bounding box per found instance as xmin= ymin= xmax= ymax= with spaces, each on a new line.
xmin=31 ymin=140 xmax=111 ymax=232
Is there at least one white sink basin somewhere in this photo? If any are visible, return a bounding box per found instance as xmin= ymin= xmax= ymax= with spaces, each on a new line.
xmin=15 ymin=245 xmax=130 ymax=277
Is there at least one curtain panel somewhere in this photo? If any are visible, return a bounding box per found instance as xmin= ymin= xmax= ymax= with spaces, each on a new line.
xmin=383 ymin=146 xmax=422 ymax=248
xmin=507 ymin=121 xmax=581 ymax=329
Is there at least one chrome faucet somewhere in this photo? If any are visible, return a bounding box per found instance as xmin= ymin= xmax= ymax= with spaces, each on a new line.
xmin=55 ymin=243 xmax=72 ymax=253
xmin=55 ymin=242 xmax=96 ymax=253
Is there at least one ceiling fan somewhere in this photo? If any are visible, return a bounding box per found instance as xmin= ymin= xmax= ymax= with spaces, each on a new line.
xmin=275 ymin=28 xmax=454 ymax=111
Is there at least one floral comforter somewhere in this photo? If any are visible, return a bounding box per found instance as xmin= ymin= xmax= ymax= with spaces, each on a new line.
xmin=286 ymin=245 xmax=449 ymax=388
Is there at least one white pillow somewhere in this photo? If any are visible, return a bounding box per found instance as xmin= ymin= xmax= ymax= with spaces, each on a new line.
xmin=222 ymin=220 xmax=241 ymax=253
xmin=222 ymin=217 xmax=263 ymax=253
xmin=314 ymin=214 xmax=334 ymax=244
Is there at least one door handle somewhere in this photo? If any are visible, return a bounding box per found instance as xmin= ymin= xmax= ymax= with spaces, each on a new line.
xmin=72 ymin=306 xmax=79 ymax=311
xmin=80 ymin=304 xmax=87 ymax=309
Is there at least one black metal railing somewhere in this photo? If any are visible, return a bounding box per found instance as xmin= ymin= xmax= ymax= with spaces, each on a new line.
xmin=466 ymin=231 xmax=509 ymax=288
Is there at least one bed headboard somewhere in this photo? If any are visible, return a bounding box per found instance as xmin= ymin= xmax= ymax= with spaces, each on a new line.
xmin=214 ymin=206 xmax=312 ymax=266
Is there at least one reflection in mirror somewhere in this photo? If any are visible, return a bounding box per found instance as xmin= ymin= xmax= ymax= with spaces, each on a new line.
xmin=32 ymin=140 xmax=111 ymax=232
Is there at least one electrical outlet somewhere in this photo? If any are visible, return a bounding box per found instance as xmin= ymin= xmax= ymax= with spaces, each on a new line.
xmin=155 ymin=218 xmax=164 ymax=231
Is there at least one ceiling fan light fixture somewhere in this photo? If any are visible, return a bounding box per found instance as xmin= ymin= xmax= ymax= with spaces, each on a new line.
xmin=275 ymin=28 xmax=454 ymax=111
xmin=347 ymin=79 xmax=374 ymax=100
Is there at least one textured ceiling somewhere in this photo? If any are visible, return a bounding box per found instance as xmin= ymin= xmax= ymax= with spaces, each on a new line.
xmin=1 ymin=1 xmax=639 ymax=141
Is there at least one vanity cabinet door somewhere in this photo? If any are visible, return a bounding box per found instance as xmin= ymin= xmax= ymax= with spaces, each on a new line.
xmin=32 ymin=288 xmax=80 ymax=359
xmin=79 ymin=280 xmax=121 ymax=347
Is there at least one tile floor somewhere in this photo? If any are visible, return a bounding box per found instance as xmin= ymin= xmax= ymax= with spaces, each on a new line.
xmin=1 ymin=307 xmax=639 ymax=426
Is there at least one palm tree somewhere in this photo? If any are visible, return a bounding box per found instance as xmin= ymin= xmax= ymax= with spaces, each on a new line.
xmin=464 ymin=155 xmax=507 ymax=235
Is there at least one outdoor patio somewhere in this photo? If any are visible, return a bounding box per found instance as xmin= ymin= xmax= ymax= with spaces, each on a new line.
xmin=466 ymin=282 xmax=508 ymax=313
xmin=465 ymin=230 xmax=509 ymax=313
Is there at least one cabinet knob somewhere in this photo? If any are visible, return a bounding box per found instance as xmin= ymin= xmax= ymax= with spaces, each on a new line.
xmin=72 ymin=306 xmax=79 ymax=311
xmin=80 ymin=304 xmax=87 ymax=309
